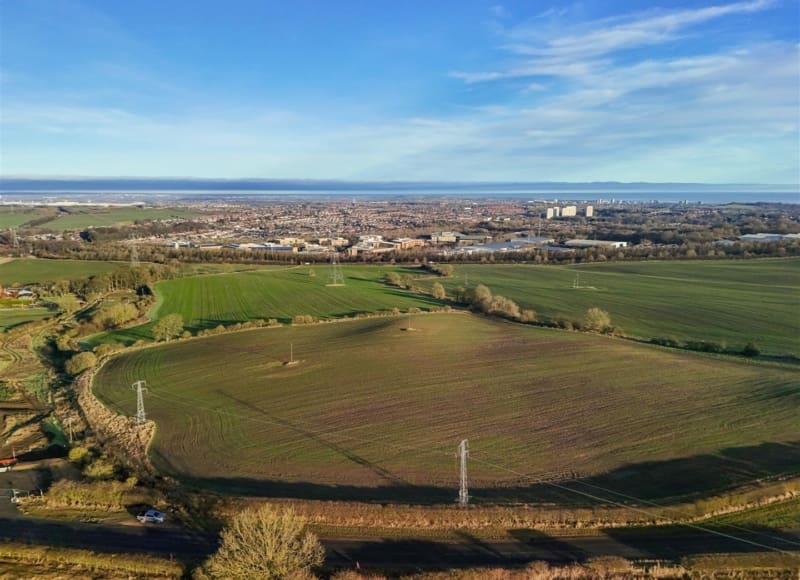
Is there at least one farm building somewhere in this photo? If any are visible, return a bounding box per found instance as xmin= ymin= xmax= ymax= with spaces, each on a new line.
xmin=1 ymin=287 xmax=34 ymax=299
xmin=0 ymin=457 xmax=18 ymax=472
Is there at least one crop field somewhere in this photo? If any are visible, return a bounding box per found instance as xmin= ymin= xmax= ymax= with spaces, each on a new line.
xmin=36 ymin=207 xmax=201 ymax=230
xmin=91 ymin=265 xmax=442 ymax=344
xmin=93 ymin=314 xmax=800 ymax=504
xmin=0 ymin=308 xmax=52 ymax=332
xmin=0 ymin=259 xmax=125 ymax=285
xmin=425 ymin=259 xmax=800 ymax=357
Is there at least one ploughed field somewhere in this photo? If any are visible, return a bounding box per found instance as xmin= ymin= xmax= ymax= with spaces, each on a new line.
xmin=425 ymin=259 xmax=800 ymax=357
xmin=93 ymin=314 xmax=800 ymax=503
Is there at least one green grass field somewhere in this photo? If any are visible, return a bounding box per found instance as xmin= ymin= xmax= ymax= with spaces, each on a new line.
xmin=93 ymin=314 xmax=800 ymax=504
xmin=92 ymin=258 xmax=800 ymax=356
xmin=37 ymin=207 xmax=201 ymax=230
xmin=0 ymin=308 xmax=52 ymax=332
xmin=426 ymin=259 xmax=800 ymax=357
xmin=0 ymin=210 xmax=42 ymax=229
xmin=707 ymin=498 xmax=800 ymax=529
xmin=0 ymin=258 xmax=125 ymax=286
xmin=90 ymin=265 xmax=442 ymax=345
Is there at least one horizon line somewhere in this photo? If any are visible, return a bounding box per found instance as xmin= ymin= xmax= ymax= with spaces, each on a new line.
xmin=1 ymin=175 xmax=797 ymax=188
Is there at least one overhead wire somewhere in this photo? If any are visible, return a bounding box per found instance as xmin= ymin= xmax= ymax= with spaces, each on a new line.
xmin=136 ymin=382 xmax=798 ymax=555
xmin=469 ymin=453 xmax=799 ymax=556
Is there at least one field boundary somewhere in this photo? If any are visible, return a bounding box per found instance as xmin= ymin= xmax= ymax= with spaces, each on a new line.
xmin=88 ymin=313 xmax=800 ymax=526
xmin=0 ymin=541 xmax=183 ymax=577
xmin=76 ymin=369 xmax=156 ymax=478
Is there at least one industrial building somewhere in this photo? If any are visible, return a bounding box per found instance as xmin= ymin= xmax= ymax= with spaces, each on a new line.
xmin=564 ymin=239 xmax=628 ymax=249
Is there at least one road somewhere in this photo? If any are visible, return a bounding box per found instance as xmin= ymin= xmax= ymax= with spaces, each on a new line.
xmin=0 ymin=510 xmax=797 ymax=570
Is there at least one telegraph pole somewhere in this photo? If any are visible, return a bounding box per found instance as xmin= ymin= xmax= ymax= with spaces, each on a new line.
xmin=132 ymin=380 xmax=147 ymax=425
xmin=457 ymin=439 xmax=469 ymax=506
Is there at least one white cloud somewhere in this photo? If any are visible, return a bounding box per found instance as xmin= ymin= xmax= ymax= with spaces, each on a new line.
xmin=435 ymin=1 xmax=798 ymax=182
xmin=508 ymin=0 xmax=774 ymax=58
xmin=454 ymin=0 xmax=776 ymax=82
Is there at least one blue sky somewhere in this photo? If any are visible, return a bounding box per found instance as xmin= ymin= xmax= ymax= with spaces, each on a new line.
xmin=1 ymin=0 xmax=798 ymax=183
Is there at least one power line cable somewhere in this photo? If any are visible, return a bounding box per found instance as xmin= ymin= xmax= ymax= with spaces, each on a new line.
xmin=570 ymin=478 xmax=800 ymax=549
xmin=140 ymin=385 xmax=798 ymax=554
xmin=469 ymin=453 xmax=799 ymax=556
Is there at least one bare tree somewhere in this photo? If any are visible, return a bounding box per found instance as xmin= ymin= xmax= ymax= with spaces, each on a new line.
xmin=582 ymin=307 xmax=611 ymax=332
xmin=200 ymin=505 xmax=324 ymax=579
xmin=431 ymin=282 xmax=446 ymax=300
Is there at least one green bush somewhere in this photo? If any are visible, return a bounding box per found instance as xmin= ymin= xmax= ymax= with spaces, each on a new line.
xmin=152 ymin=313 xmax=184 ymax=341
xmin=65 ymin=351 xmax=97 ymax=375
xmin=46 ymin=479 xmax=135 ymax=509
xmin=68 ymin=446 xmax=90 ymax=465
xmin=684 ymin=340 xmax=725 ymax=353
xmin=651 ymin=336 xmax=680 ymax=348
xmin=92 ymin=303 xmax=139 ymax=330
xmin=0 ymin=382 xmax=14 ymax=401
xmin=741 ymin=342 xmax=761 ymax=357
xmin=83 ymin=458 xmax=117 ymax=481
xmin=93 ymin=343 xmax=122 ymax=358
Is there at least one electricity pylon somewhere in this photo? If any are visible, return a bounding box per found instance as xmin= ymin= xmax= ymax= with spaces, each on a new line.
xmin=327 ymin=252 xmax=344 ymax=286
xmin=132 ymin=380 xmax=147 ymax=425
xmin=457 ymin=439 xmax=469 ymax=506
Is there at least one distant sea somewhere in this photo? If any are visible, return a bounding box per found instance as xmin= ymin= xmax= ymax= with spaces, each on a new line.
xmin=0 ymin=178 xmax=797 ymax=204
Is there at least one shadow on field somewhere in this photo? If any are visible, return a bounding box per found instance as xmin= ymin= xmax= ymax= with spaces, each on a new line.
xmin=324 ymin=527 xmax=800 ymax=570
xmin=506 ymin=529 xmax=588 ymax=561
xmin=325 ymin=537 xmax=534 ymax=569
xmin=171 ymin=440 xmax=800 ymax=507
xmin=601 ymin=525 xmax=800 ymax=560
xmin=568 ymin=440 xmax=800 ymax=502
